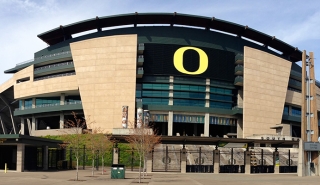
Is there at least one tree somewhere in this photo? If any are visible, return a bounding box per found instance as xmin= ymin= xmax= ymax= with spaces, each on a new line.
xmin=60 ymin=112 xmax=87 ymax=181
xmin=98 ymin=134 xmax=113 ymax=175
xmin=125 ymin=123 xmax=161 ymax=183
xmin=85 ymin=125 xmax=111 ymax=177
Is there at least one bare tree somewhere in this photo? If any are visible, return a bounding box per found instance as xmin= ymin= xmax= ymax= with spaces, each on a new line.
xmin=98 ymin=134 xmax=113 ymax=175
xmin=125 ymin=123 xmax=161 ymax=183
xmin=60 ymin=112 xmax=87 ymax=181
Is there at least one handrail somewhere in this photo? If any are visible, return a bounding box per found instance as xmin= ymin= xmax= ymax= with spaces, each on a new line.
xmin=34 ymin=71 xmax=75 ymax=81
xmin=16 ymin=51 xmax=71 ymax=66
xmin=34 ymin=61 xmax=73 ymax=71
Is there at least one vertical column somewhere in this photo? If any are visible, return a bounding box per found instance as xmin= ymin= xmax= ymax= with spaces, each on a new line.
xmin=168 ymin=111 xmax=173 ymax=136
xmin=237 ymin=118 xmax=243 ymax=138
xmin=181 ymin=148 xmax=187 ymax=173
xmin=300 ymin=50 xmax=307 ymax=177
xmin=274 ymin=151 xmax=280 ymax=174
xmin=32 ymin=116 xmax=36 ymax=134
xmin=16 ymin=144 xmax=25 ymax=172
xmin=146 ymin=152 xmax=152 ymax=173
xmin=213 ymin=149 xmax=220 ymax=174
xmin=204 ymin=113 xmax=209 ymax=137
xmin=193 ymin=124 xmax=197 ymax=136
xmin=169 ymin=76 xmax=173 ymax=106
xmin=60 ymin=112 xmax=64 ymax=129
xmin=298 ymin=139 xmax=305 ymax=176
xmin=113 ymin=147 xmax=119 ymax=164
xmin=43 ymin=146 xmax=48 ymax=170
xmin=244 ymin=151 xmax=251 ymax=174
xmin=32 ymin=98 xmax=36 ymax=108
xmin=60 ymin=93 xmax=65 ymax=105
xmin=20 ymin=118 xmax=25 ymax=135
xmin=205 ymin=78 xmax=210 ymax=108
xmin=309 ymin=52 xmax=319 ymax=176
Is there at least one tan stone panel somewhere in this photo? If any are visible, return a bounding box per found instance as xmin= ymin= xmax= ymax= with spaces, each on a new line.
xmin=70 ymin=35 xmax=137 ymax=132
xmin=243 ymin=46 xmax=291 ymax=138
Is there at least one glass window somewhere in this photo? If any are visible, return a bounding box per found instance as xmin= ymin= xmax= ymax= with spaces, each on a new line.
xmin=283 ymin=105 xmax=289 ymax=115
xmin=142 ymin=83 xmax=169 ymax=90
xmin=210 ymin=87 xmax=233 ymax=95
xmin=210 ymin=101 xmax=232 ymax=109
xmin=24 ymin=99 xmax=33 ymax=109
xmin=291 ymin=107 xmax=301 ymax=116
xmin=173 ymin=91 xmax=205 ymax=99
xmin=142 ymin=90 xmax=169 ymax=97
xmin=65 ymin=96 xmax=81 ymax=104
xmin=210 ymin=94 xmax=233 ymax=102
xmin=142 ymin=98 xmax=168 ymax=105
xmin=173 ymin=99 xmax=205 ymax=107
xmin=173 ymin=84 xmax=206 ymax=92
xmin=36 ymin=97 xmax=60 ymax=107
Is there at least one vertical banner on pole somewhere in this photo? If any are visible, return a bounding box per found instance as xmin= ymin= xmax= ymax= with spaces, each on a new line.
xmin=137 ymin=108 xmax=143 ymax=128
xmin=143 ymin=110 xmax=150 ymax=126
xmin=122 ymin=106 xmax=128 ymax=128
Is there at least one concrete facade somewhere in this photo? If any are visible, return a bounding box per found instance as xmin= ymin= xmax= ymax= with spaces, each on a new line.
xmin=243 ymin=46 xmax=292 ymax=137
xmin=70 ymin=35 xmax=137 ymax=133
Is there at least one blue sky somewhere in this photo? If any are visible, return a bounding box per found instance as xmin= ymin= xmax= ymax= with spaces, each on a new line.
xmin=0 ymin=0 xmax=320 ymax=84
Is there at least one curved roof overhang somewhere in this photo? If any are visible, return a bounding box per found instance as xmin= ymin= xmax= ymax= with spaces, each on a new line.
xmin=38 ymin=12 xmax=302 ymax=62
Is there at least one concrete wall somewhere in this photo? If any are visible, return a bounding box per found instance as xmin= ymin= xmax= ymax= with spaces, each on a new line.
xmin=70 ymin=35 xmax=137 ymax=133
xmin=243 ymin=46 xmax=292 ymax=137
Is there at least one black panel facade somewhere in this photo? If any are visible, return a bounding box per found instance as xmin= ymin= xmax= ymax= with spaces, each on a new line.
xmin=143 ymin=44 xmax=235 ymax=82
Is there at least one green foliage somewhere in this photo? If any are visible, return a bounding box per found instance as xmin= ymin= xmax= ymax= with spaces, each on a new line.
xmin=43 ymin=135 xmax=140 ymax=167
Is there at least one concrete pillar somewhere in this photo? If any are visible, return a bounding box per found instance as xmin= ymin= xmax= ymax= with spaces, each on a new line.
xmin=168 ymin=111 xmax=173 ymax=136
xmin=60 ymin=93 xmax=65 ymax=105
xmin=205 ymin=79 xmax=210 ymax=107
xmin=20 ymin=118 xmax=24 ymax=135
xmin=32 ymin=116 xmax=36 ymax=133
xmin=193 ymin=124 xmax=197 ymax=136
xmin=274 ymin=151 xmax=280 ymax=174
xmin=213 ymin=149 xmax=220 ymax=174
xmin=146 ymin=152 xmax=152 ymax=173
xmin=60 ymin=112 xmax=64 ymax=129
xmin=43 ymin=146 xmax=48 ymax=170
xmin=16 ymin=144 xmax=25 ymax=172
xmin=113 ymin=148 xmax=119 ymax=164
xmin=244 ymin=151 xmax=251 ymax=174
xmin=298 ymin=139 xmax=305 ymax=176
xmin=32 ymin=98 xmax=36 ymax=108
xmin=237 ymin=118 xmax=243 ymax=138
xmin=181 ymin=148 xmax=187 ymax=173
xmin=204 ymin=113 xmax=209 ymax=137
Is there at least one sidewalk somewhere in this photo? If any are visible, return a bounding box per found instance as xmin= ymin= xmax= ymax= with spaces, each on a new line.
xmin=1 ymin=169 xmax=320 ymax=185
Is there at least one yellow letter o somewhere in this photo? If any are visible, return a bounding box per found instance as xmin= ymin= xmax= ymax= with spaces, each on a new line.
xmin=174 ymin=47 xmax=208 ymax=75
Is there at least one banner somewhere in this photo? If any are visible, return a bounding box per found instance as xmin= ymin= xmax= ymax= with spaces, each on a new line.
xmin=143 ymin=110 xmax=150 ymax=126
xmin=122 ymin=106 xmax=128 ymax=128
xmin=137 ymin=108 xmax=143 ymax=128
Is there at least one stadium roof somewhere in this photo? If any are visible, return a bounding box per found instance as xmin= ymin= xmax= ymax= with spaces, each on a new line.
xmin=38 ymin=12 xmax=302 ymax=62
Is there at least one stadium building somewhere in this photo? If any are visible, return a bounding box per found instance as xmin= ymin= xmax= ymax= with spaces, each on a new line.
xmin=0 ymin=12 xmax=318 ymax=140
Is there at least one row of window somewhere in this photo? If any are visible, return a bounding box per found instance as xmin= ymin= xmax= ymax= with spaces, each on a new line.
xmin=150 ymin=114 xmax=237 ymax=126
xmin=209 ymin=116 xmax=237 ymax=126
xmin=140 ymin=97 xmax=233 ymax=109
xmin=20 ymin=96 xmax=81 ymax=109
xmin=283 ymin=105 xmax=301 ymax=116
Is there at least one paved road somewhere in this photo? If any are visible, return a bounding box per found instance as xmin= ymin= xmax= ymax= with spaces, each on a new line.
xmin=1 ymin=169 xmax=320 ymax=185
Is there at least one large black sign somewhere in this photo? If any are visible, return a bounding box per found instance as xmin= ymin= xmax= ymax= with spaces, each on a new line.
xmin=143 ymin=43 xmax=235 ymax=82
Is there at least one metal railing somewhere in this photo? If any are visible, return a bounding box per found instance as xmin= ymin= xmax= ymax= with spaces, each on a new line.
xmin=34 ymin=72 xmax=75 ymax=81
xmin=15 ymin=101 xmax=82 ymax=110
xmin=65 ymin=101 xmax=82 ymax=105
xmin=34 ymin=61 xmax=73 ymax=71
xmin=16 ymin=51 xmax=71 ymax=66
